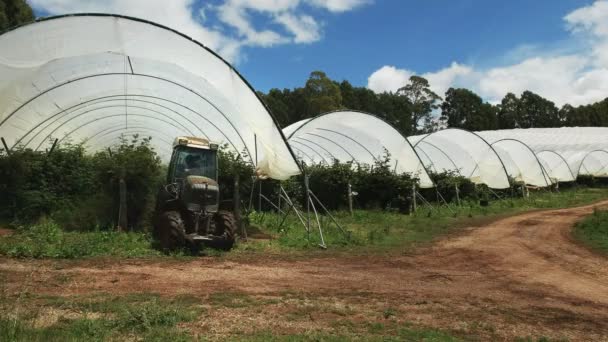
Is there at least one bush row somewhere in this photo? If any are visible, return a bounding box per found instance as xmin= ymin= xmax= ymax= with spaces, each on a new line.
xmin=2 ymin=137 xmax=602 ymax=233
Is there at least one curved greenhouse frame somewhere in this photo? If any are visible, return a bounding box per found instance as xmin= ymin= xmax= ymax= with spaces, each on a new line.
xmin=535 ymin=150 xmax=576 ymax=183
xmin=410 ymin=128 xmax=511 ymax=189
xmin=0 ymin=14 xmax=300 ymax=180
xmin=578 ymin=150 xmax=608 ymax=177
xmin=284 ymin=110 xmax=434 ymax=188
xmin=490 ymin=139 xmax=552 ymax=187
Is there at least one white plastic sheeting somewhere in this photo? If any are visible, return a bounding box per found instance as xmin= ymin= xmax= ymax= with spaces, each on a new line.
xmin=409 ymin=129 xmax=511 ymax=189
xmin=536 ymin=151 xmax=576 ymax=183
xmin=478 ymin=128 xmax=608 ymax=179
xmin=579 ymin=150 xmax=608 ymax=177
xmin=284 ymin=111 xmax=434 ymax=188
xmin=491 ymin=139 xmax=552 ymax=187
xmin=0 ymin=14 xmax=300 ymax=180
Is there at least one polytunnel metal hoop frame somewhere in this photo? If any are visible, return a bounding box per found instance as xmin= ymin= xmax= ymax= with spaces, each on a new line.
xmin=291 ymin=137 xmax=339 ymax=162
xmin=287 ymin=109 xmax=434 ymax=186
xmin=288 ymin=145 xmax=318 ymax=164
xmin=0 ymin=13 xmax=302 ymax=172
xmin=289 ymin=139 xmax=332 ymax=164
xmin=414 ymin=128 xmax=512 ymax=188
xmin=416 ymin=140 xmax=463 ymax=176
xmin=316 ymin=128 xmax=378 ymax=162
xmin=536 ymin=150 xmax=577 ymax=181
xmin=14 ymin=94 xmax=214 ymax=149
xmin=304 ymin=132 xmax=357 ymax=161
xmin=52 ymin=112 xmax=195 ymax=149
xmin=491 ymin=138 xmax=553 ymax=187
xmin=2 ymin=72 xmax=252 ymax=161
xmin=35 ymin=105 xmax=198 ymax=150
xmin=577 ymin=149 xmax=608 ymax=177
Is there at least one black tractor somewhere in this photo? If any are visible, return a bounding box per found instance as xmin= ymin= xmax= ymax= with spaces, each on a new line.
xmin=154 ymin=136 xmax=237 ymax=252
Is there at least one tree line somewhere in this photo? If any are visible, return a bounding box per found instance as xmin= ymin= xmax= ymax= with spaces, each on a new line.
xmin=259 ymin=71 xmax=608 ymax=136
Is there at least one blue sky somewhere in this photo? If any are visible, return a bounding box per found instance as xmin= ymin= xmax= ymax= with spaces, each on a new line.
xmin=29 ymin=0 xmax=608 ymax=106
xmin=237 ymin=0 xmax=589 ymax=91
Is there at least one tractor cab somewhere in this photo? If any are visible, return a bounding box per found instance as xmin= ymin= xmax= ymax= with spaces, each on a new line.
xmin=167 ymin=137 xmax=219 ymax=184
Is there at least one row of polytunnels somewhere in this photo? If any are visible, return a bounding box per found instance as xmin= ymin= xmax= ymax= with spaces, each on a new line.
xmin=1 ymin=14 xmax=607 ymax=190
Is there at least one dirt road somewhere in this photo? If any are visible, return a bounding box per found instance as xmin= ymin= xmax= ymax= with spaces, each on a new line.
xmin=2 ymin=201 xmax=608 ymax=340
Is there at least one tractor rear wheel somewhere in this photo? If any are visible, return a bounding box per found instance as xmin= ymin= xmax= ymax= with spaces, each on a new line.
xmin=155 ymin=211 xmax=187 ymax=251
xmin=212 ymin=210 xmax=237 ymax=250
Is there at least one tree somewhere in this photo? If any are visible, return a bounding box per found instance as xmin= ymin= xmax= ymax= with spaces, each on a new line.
xmin=518 ymin=90 xmax=559 ymax=128
xmin=559 ymin=104 xmax=575 ymax=126
xmin=441 ymin=87 xmax=497 ymax=131
xmin=396 ymin=76 xmax=441 ymax=134
xmin=0 ymin=0 xmax=34 ymax=31
xmin=497 ymin=93 xmax=520 ymax=129
xmin=304 ymin=71 xmax=342 ymax=116
xmin=374 ymin=92 xmax=413 ymax=136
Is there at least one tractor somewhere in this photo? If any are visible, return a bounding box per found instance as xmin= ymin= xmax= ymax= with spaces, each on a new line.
xmin=154 ymin=136 xmax=237 ymax=252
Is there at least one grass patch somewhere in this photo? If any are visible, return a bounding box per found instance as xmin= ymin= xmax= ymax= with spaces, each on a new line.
xmin=1 ymin=188 xmax=607 ymax=259
xmin=243 ymin=187 xmax=608 ymax=253
xmin=0 ymin=292 xmax=204 ymax=341
xmin=0 ymin=219 xmax=163 ymax=258
xmin=233 ymin=324 xmax=461 ymax=341
xmin=573 ymin=208 xmax=608 ymax=254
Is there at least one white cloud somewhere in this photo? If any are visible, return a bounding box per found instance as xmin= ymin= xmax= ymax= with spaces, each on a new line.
xmin=274 ymin=13 xmax=320 ymax=43
xmin=367 ymin=0 xmax=608 ymax=107
xmin=422 ymin=62 xmax=475 ymax=99
xmin=306 ymin=0 xmax=371 ymax=13
xmin=29 ymin=0 xmax=239 ymax=58
xmin=29 ymin=0 xmax=369 ymax=63
xmin=367 ymin=65 xmax=413 ymax=93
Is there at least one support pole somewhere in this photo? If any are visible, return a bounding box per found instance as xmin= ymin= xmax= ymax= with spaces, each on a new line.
xmin=118 ymin=172 xmax=128 ymax=231
xmin=304 ymin=174 xmax=311 ymax=240
xmin=1 ymin=137 xmax=10 ymax=156
xmin=411 ymin=183 xmax=417 ymax=213
xmin=258 ymin=180 xmax=262 ymax=212
xmin=308 ymin=195 xmax=326 ymax=249
xmin=348 ymin=183 xmax=354 ymax=217
xmin=234 ymin=173 xmax=246 ymax=240
xmin=47 ymin=138 xmax=59 ymax=156
xmin=455 ymin=183 xmax=461 ymax=206
xmin=309 ymin=190 xmax=348 ymax=238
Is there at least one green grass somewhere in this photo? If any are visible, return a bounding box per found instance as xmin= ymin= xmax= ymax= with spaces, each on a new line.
xmin=0 ymin=219 xmax=163 ymax=258
xmin=573 ymin=208 xmax=608 ymax=254
xmin=240 ymin=187 xmax=608 ymax=253
xmin=0 ymin=293 xmax=203 ymax=341
xmin=1 ymin=188 xmax=607 ymax=259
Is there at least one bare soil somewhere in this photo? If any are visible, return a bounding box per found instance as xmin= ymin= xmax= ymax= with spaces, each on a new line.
xmin=2 ymin=201 xmax=608 ymax=340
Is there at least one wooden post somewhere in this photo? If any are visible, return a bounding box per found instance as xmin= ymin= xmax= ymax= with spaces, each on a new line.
xmin=47 ymin=138 xmax=59 ymax=156
xmin=258 ymin=180 xmax=262 ymax=212
xmin=347 ymin=183 xmax=354 ymax=217
xmin=411 ymin=183 xmax=417 ymax=213
xmin=118 ymin=174 xmax=128 ymax=231
xmin=234 ymin=173 xmax=246 ymax=240
xmin=1 ymin=137 xmax=10 ymax=156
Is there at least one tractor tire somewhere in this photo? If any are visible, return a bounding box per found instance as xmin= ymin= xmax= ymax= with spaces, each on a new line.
xmin=155 ymin=211 xmax=187 ymax=252
xmin=212 ymin=210 xmax=237 ymax=251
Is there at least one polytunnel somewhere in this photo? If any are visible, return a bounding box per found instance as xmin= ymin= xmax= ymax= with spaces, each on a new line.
xmin=284 ymin=110 xmax=434 ymax=188
xmin=478 ymin=127 xmax=608 ymax=180
xmin=578 ymin=150 xmax=608 ymax=177
xmin=490 ymin=139 xmax=552 ymax=187
xmin=0 ymin=14 xmax=301 ymax=180
xmin=409 ymin=129 xmax=511 ymax=189
xmin=536 ymin=151 xmax=576 ymax=183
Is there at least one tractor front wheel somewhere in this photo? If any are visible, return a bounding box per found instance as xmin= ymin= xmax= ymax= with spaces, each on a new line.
xmin=212 ymin=211 xmax=237 ymax=250
xmin=155 ymin=211 xmax=187 ymax=252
